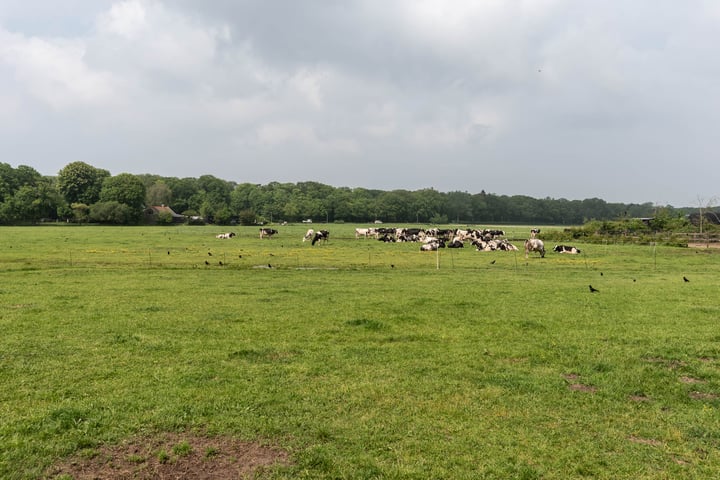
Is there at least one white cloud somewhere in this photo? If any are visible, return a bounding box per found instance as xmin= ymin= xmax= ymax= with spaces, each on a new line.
xmin=97 ymin=0 xmax=148 ymax=38
xmin=0 ymin=28 xmax=116 ymax=109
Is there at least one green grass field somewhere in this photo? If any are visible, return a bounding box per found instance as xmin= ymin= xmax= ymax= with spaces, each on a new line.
xmin=1 ymin=224 xmax=719 ymax=479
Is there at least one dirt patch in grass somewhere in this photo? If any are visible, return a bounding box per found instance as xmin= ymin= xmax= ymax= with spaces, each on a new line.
xmin=679 ymin=376 xmax=705 ymax=384
xmin=563 ymin=373 xmax=597 ymax=393
xmin=689 ymin=391 xmax=720 ymax=400
xmin=568 ymin=383 xmax=598 ymax=393
xmin=628 ymin=435 xmax=663 ymax=447
xmin=47 ymin=432 xmax=291 ymax=479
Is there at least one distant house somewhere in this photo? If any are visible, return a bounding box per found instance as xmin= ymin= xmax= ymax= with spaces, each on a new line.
xmin=143 ymin=205 xmax=186 ymax=224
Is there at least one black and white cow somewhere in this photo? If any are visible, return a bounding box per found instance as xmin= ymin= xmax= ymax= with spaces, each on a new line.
xmin=553 ymin=244 xmax=581 ymax=254
xmin=420 ymin=240 xmax=445 ymax=251
xmin=216 ymin=232 xmax=236 ymax=239
xmin=524 ymin=238 xmax=545 ymax=258
xmin=530 ymin=228 xmax=541 ymax=238
xmin=472 ymin=239 xmax=518 ymax=252
xmin=311 ymin=230 xmax=330 ymax=245
xmin=259 ymin=228 xmax=278 ymax=239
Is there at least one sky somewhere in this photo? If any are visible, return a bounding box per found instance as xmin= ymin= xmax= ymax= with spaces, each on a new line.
xmin=1 ymin=1 xmax=719 ymax=207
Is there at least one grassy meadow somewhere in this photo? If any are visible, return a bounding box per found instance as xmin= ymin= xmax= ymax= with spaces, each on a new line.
xmin=1 ymin=224 xmax=719 ymax=479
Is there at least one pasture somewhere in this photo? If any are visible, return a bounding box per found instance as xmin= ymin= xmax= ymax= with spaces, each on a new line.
xmin=1 ymin=224 xmax=719 ymax=479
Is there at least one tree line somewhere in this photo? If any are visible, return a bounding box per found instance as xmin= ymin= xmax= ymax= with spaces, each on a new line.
xmin=0 ymin=161 xmax=673 ymax=226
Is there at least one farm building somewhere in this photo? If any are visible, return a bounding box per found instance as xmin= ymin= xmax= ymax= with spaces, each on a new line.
xmin=144 ymin=205 xmax=186 ymax=224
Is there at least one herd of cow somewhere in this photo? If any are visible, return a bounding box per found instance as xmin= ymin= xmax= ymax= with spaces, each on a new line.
xmin=213 ymin=227 xmax=582 ymax=259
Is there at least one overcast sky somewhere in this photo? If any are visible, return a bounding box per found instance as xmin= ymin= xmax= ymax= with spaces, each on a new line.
xmin=1 ymin=1 xmax=718 ymax=206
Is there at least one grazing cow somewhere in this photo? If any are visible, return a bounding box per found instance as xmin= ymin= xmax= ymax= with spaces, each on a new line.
xmin=303 ymin=229 xmax=314 ymax=242
xmin=259 ymin=228 xmax=278 ymax=239
xmin=524 ymin=238 xmax=545 ymax=258
xmin=553 ymin=244 xmax=581 ymax=254
xmin=311 ymin=230 xmax=330 ymax=245
xmin=530 ymin=228 xmax=541 ymax=238
xmin=216 ymin=232 xmax=236 ymax=239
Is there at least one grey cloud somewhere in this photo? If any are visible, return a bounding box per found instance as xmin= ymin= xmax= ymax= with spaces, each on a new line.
xmin=0 ymin=0 xmax=719 ymax=206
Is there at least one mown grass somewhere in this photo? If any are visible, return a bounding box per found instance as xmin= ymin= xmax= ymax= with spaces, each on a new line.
xmin=0 ymin=224 xmax=719 ymax=479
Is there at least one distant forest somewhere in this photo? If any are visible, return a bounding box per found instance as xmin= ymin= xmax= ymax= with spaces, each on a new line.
xmin=0 ymin=161 xmax=692 ymax=226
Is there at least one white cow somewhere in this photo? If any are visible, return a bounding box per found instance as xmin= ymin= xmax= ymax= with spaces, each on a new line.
xmin=355 ymin=228 xmax=376 ymax=239
xmin=303 ymin=229 xmax=314 ymax=242
xmin=524 ymin=238 xmax=545 ymax=258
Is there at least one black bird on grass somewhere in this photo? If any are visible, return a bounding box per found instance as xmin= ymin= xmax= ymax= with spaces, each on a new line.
xmin=683 ymin=276 xmax=690 ymax=282
xmin=204 ymin=260 xmax=209 ymax=265
xmin=208 ymin=252 xmax=212 ymax=256
xmin=490 ymin=260 xmax=496 ymax=264
xmin=589 ymin=285 xmax=600 ymax=293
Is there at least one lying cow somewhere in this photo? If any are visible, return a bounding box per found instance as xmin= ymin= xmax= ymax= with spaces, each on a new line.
xmin=311 ymin=230 xmax=330 ymax=245
xmin=472 ymin=238 xmax=518 ymax=252
xmin=216 ymin=232 xmax=236 ymax=239
xmin=259 ymin=228 xmax=278 ymax=239
xmin=524 ymin=238 xmax=545 ymax=258
xmin=420 ymin=240 xmax=445 ymax=251
xmin=553 ymin=244 xmax=581 ymax=254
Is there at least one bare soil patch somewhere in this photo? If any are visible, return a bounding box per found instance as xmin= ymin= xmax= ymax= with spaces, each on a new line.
xmin=563 ymin=373 xmax=597 ymax=393
xmin=46 ymin=432 xmax=291 ymax=479
xmin=628 ymin=435 xmax=663 ymax=447
xmin=679 ymin=376 xmax=705 ymax=384
xmin=689 ymin=391 xmax=720 ymax=400
xmin=568 ymin=383 xmax=598 ymax=393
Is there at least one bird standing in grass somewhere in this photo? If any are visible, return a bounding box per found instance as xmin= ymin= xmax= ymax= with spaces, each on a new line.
xmin=683 ymin=276 xmax=690 ymax=282
xmin=589 ymin=285 xmax=599 ymax=293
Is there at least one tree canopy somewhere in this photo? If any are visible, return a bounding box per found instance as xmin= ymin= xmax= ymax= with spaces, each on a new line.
xmin=0 ymin=161 xmax=693 ymax=226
